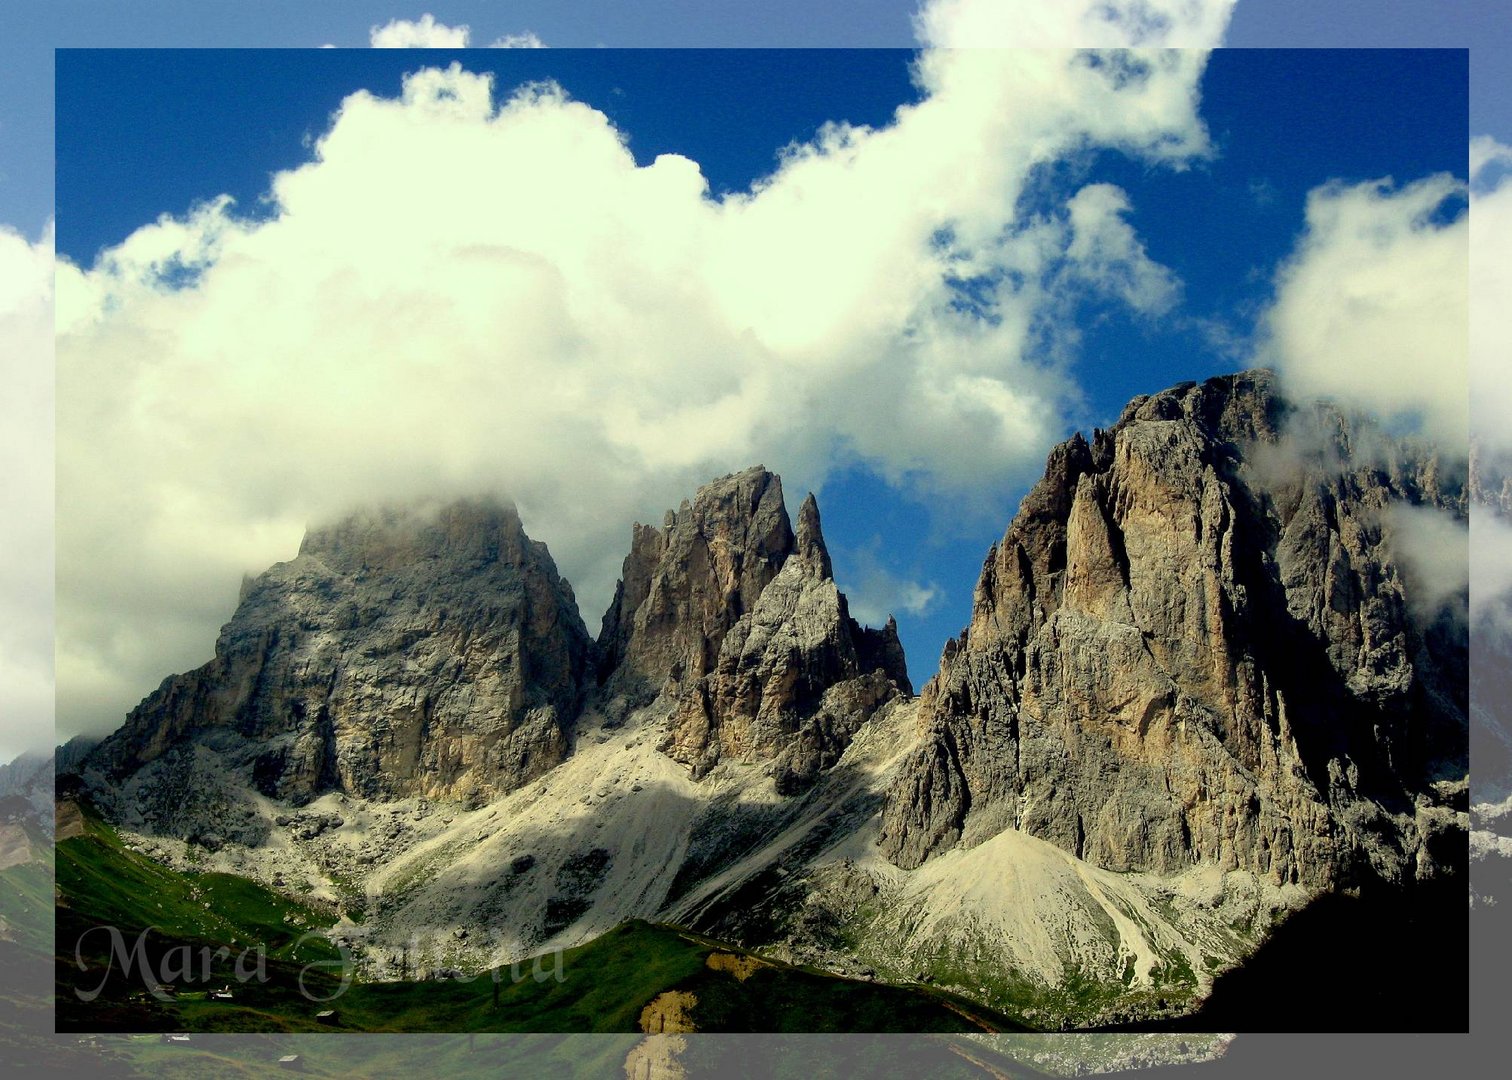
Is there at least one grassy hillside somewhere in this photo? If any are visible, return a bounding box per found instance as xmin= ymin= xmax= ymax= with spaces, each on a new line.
xmin=45 ymin=809 xmax=1242 ymax=1073
xmin=55 ymin=807 xmax=1035 ymax=1035
xmin=56 ymin=801 xmax=338 ymax=966
xmin=1 ymin=848 xmax=53 ymax=955
xmin=62 ymin=914 xmax=1036 ymax=1035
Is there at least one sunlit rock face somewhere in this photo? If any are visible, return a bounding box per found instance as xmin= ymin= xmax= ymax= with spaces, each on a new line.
xmin=597 ymin=466 xmax=912 ymax=791
xmin=63 ymin=373 xmax=1470 ymax=1031
xmin=881 ymin=370 xmax=1467 ymax=892
xmin=85 ymin=498 xmax=594 ymax=808
xmin=83 ymin=465 xmax=913 ymax=833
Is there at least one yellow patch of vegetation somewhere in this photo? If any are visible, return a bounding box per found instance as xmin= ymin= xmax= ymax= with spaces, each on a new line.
xmin=704 ymin=951 xmax=766 ymax=981
xmin=638 ymin=990 xmax=699 ymax=1034
xmin=623 ymin=1034 xmax=689 ymax=1080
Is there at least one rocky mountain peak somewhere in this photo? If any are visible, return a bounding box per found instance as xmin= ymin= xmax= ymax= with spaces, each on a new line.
xmin=82 ymin=459 xmax=919 ymax=840
xmin=82 ymin=496 xmax=593 ymax=822
xmin=296 ymin=497 xmax=535 ymax=575
xmin=794 ymin=491 xmax=833 ymax=578
xmin=1113 ymin=368 xmax=1284 ymax=444
xmin=597 ymin=466 xmax=795 ymax=694
xmin=881 ymin=370 xmax=1466 ymax=893
xmin=60 ymin=372 xmax=1470 ymax=1032
xmin=597 ymin=468 xmax=911 ymax=789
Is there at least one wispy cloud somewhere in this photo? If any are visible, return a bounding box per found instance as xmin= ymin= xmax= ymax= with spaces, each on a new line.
xmin=837 ymin=538 xmax=943 ymax=629
xmin=1472 ymin=139 xmax=1512 ymax=458
xmin=492 ymin=32 xmax=546 ymax=49
xmin=1473 ymin=511 xmax=1512 ymax=629
xmin=1471 ymin=134 xmax=1512 ymax=188
xmin=1384 ymin=503 xmax=1468 ymax=621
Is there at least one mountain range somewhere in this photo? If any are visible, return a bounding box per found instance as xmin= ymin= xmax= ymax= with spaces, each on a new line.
xmin=57 ymin=369 xmax=1469 ymax=1041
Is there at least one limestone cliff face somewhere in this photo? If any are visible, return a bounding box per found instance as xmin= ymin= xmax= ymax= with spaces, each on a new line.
xmin=598 ymin=467 xmax=796 ymax=699
xmin=879 ymin=371 xmax=1467 ymax=891
xmin=598 ymin=467 xmax=912 ymax=789
xmin=83 ymin=466 xmax=910 ymax=824
xmin=86 ymin=499 xmax=592 ymax=805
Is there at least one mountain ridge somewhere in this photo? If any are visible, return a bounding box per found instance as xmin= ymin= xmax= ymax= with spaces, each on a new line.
xmin=61 ymin=368 xmax=1468 ymax=1031
xmin=879 ymin=371 xmax=1466 ymax=897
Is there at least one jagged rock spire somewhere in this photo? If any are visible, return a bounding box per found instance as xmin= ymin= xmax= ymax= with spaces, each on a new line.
xmin=597 ymin=466 xmax=794 ymax=692
xmin=598 ymin=467 xmax=911 ymax=790
xmin=795 ymin=492 xmax=833 ymax=578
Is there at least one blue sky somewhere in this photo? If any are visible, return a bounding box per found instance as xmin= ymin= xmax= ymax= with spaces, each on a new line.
xmin=46 ymin=35 xmax=1471 ymax=735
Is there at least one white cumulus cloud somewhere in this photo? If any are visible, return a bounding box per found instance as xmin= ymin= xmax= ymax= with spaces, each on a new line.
xmin=1260 ymin=174 xmax=1469 ymax=450
xmin=56 ymin=2 xmax=1221 ymax=739
xmin=914 ymin=0 xmax=1235 ymax=47
xmin=1064 ymin=183 xmax=1180 ymax=315
xmin=367 ymin=13 xmax=546 ymax=49
xmin=370 ymin=13 xmax=470 ymax=48
xmin=1468 ymin=139 xmax=1512 ymax=644
xmin=1257 ymin=167 xmax=1473 ymax=641
xmin=0 ymin=224 xmax=55 ymax=761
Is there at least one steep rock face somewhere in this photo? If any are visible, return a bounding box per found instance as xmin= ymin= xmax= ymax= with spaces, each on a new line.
xmin=85 ymin=499 xmax=592 ymax=807
xmin=598 ymin=467 xmax=795 ymax=698
xmin=0 ymin=752 xmax=51 ymax=803
xmin=0 ymin=752 xmax=52 ymax=854
xmin=598 ymin=467 xmax=912 ymax=789
xmin=880 ymin=371 xmax=1467 ymax=891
